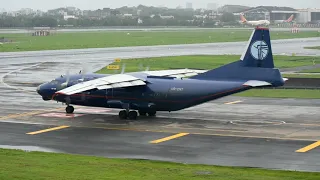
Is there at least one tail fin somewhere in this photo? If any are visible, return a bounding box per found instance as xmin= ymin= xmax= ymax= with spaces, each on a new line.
xmin=190 ymin=27 xmax=285 ymax=87
xmin=240 ymin=14 xmax=247 ymax=22
xmin=286 ymin=14 xmax=294 ymax=22
xmin=240 ymin=27 xmax=274 ymax=68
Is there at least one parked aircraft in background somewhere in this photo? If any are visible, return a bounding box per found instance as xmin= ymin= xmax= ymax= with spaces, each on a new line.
xmin=37 ymin=27 xmax=287 ymax=120
xmin=274 ymin=14 xmax=294 ymax=24
xmin=240 ymin=14 xmax=270 ymax=26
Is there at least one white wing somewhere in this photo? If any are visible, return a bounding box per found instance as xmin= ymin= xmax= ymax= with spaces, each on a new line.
xmin=56 ymin=69 xmax=207 ymax=95
xmin=143 ymin=69 xmax=207 ymax=78
xmin=56 ymin=74 xmax=146 ymax=95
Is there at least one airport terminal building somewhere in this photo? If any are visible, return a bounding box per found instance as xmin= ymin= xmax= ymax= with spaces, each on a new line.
xmin=233 ymin=6 xmax=320 ymax=24
xmin=297 ymin=8 xmax=320 ymax=23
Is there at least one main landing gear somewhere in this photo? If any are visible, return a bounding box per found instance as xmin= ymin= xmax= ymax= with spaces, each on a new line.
xmin=118 ymin=110 xmax=156 ymax=120
xmin=119 ymin=110 xmax=138 ymax=120
xmin=66 ymin=105 xmax=74 ymax=114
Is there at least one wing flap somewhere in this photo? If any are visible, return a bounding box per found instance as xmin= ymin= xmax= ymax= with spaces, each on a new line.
xmin=145 ymin=69 xmax=207 ymax=78
xmin=97 ymin=85 xmax=112 ymax=90
xmin=131 ymin=80 xmax=146 ymax=86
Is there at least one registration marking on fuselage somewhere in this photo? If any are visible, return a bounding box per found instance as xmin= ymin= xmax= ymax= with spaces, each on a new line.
xmin=150 ymin=133 xmax=189 ymax=144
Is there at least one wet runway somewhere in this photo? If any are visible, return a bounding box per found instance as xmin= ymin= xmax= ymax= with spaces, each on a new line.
xmin=0 ymin=39 xmax=320 ymax=172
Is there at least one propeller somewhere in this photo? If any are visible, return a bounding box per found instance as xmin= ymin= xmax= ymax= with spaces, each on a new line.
xmin=138 ymin=63 xmax=150 ymax=72
xmin=145 ymin=66 xmax=150 ymax=71
xmin=79 ymin=66 xmax=88 ymax=101
xmin=138 ymin=63 xmax=143 ymax=71
xmin=79 ymin=66 xmax=88 ymax=80
xmin=60 ymin=70 xmax=70 ymax=88
xmin=121 ymin=63 xmax=126 ymax=74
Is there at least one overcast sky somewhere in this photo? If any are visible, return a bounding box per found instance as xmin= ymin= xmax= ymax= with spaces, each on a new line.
xmin=1 ymin=0 xmax=319 ymax=11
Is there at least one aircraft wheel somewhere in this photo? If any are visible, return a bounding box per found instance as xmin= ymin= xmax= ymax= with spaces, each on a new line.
xmin=148 ymin=111 xmax=156 ymax=117
xmin=66 ymin=106 xmax=74 ymax=114
xmin=138 ymin=110 xmax=147 ymax=116
xmin=119 ymin=110 xmax=128 ymax=119
xmin=128 ymin=111 xmax=138 ymax=120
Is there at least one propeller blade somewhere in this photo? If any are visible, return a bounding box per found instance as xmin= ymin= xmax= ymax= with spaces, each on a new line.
xmin=121 ymin=63 xmax=126 ymax=74
xmin=66 ymin=70 xmax=70 ymax=84
xmin=80 ymin=66 xmax=87 ymax=80
xmin=61 ymin=70 xmax=70 ymax=88
xmin=138 ymin=63 xmax=143 ymax=71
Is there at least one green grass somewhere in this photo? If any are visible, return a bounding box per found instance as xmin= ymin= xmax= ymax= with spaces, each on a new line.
xmin=96 ymin=55 xmax=320 ymax=74
xmin=300 ymin=68 xmax=320 ymax=73
xmin=235 ymin=89 xmax=320 ymax=99
xmin=0 ymin=148 xmax=319 ymax=180
xmin=305 ymin=46 xmax=320 ymax=50
xmin=0 ymin=30 xmax=319 ymax=52
xmin=282 ymin=73 xmax=320 ymax=78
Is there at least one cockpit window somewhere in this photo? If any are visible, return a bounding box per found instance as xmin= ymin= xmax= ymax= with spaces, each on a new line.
xmin=50 ymin=80 xmax=59 ymax=85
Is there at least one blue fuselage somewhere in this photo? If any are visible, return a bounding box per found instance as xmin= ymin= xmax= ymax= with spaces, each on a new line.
xmin=38 ymin=73 xmax=250 ymax=112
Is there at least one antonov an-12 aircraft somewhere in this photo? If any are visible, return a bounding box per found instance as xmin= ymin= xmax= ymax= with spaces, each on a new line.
xmin=37 ymin=27 xmax=287 ymax=120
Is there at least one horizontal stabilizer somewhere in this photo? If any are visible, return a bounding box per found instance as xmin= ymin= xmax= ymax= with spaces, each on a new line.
xmin=243 ymin=80 xmax=271 ymax=87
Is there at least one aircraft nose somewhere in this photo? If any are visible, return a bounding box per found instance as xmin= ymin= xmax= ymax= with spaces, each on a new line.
xmin=37 ymin=83 xmax=53 ymax=101
xmin=36 ymin=85 xmax=42 ymax=95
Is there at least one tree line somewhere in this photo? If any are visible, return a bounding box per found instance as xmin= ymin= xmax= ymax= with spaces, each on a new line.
xmin=0 ymin=12 xmax=237 ymax=28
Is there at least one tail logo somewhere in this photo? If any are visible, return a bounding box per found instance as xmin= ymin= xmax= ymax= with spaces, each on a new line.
xmin=250 ymin=40 xmax=269 ymax=60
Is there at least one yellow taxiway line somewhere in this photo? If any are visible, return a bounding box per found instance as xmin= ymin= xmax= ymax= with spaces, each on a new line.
xmin=150 ymin=133 xmax=189 ymax=144
xmin=27 ymin=125 xmax=70 ymax=135
xmin=295 ymin=141 xmax=320 ymax=153
xmin=225 ymin=100 xmax=243 ymax=105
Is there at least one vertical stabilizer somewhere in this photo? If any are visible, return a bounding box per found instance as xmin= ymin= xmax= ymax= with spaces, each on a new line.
xmin=240 ymin=14 xmax=247 ymax=22
xmin=240 ymin=27 xmax=274 ymax=68
xmin=190 ymin=27 xmax=286 ymax=87
xmin=286 ymin=14 xmax=294 ymax=22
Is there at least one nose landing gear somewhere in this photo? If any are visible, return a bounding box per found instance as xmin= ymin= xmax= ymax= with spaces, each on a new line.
xmin=66 ymin=105 xmax=74 ymax=114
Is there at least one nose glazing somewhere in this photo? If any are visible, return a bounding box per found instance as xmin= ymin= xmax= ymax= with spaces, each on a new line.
xmin=36 ymin=85 xmax=41 ymax=95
